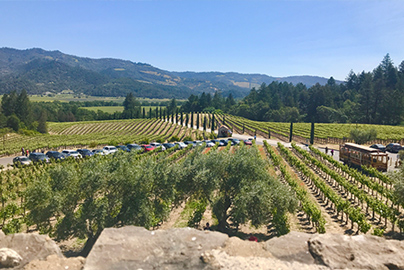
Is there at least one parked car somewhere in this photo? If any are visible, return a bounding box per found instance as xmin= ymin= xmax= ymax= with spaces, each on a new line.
xmin=92 ymin=149 xmax=105 ymax=155
xmin=243 ymin=139 xmax=252 ymax=145
xmin=29 ymin=152 xmax=50 ymax=163
xmin=174 ymin=142 xmax=187 ymax=149
xmin=162 ymin=143 xmax=176 ymax=150
xmin=219 ymin=139 xmax=229 ymax=146
xmin=386 ymin=143 xmax=402 ymax=153
xmin=77 ymin=149 xmax=94 ymax=157
xmin=116 ymin=145 xmax=130 ymax=152
xmin=141 ymin=145 xmax=155 ymax=152
xmin=103 ymin=146 xmax=118 ymax=155
xmin=13 ymin=156 xmax=32 ymax=166
xmin=203 ymin=140 xmax=215 ymax=147
xmin=46 ymin=151 xmax=67 ymax=160
xmin=184 ymin=141 xmax=196 ymax=147
xmin=150 ymin=143 xmax=166 ymax=151
xmin=228 ymin=138 xmax=240 ymax=145
xmin=127 ymin=143 xmax=142 ymax=152
xmin=369 ymin=144 xmax=386 ymax=152
xmin=61 ymin=149 xmax=82 ymax=158
xmin=193 ymin=140 xmax=203 ymax=146
xmin=210 ymin=139 xmax=224 ymax=146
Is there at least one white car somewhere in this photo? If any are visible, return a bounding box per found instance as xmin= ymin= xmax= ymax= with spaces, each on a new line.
xmin=150 ymin=143 xmax=166 ymax=151
xmin=61 ymin=150 xmax=82 ymax=158
xmin=174 ymin=142 xmax=187 ymax=149
xmin=103 ymin=146 xmax=118 ymax=155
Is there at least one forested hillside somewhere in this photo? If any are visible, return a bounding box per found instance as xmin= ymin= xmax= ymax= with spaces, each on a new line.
xmin=0 ymin=47 xmax=334 ymax=99
xmin=224 ymin=54 xmax=404 ymax=125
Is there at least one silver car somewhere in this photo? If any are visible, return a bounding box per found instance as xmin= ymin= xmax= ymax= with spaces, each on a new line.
xmin=61 ymin=150 xmax=82 ymax=158
xmin=174 ymin=142 xmax=187 ymax=150
xmin=13 ymin=156 xmax=32 ymax=166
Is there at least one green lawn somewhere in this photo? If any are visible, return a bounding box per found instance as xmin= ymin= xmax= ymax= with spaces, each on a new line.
xmin=83 ymin=106 xmax=124 ymax=113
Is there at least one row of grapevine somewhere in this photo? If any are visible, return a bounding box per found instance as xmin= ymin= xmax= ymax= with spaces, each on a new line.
xmin=277 ymin=143 xmax=371 ymax=233
xmin=263 ymin=141 xmax=326 ymax=233
xmin=220 ymin=113 xmax=404 ymax=144
xmin=292 ymin=143 xmax=399 ymax=230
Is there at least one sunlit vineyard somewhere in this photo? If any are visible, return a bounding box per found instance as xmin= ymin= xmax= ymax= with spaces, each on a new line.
xmin=220 ymin=113 xmax=404 ymax=143
xmin=263 ymin=140 xmax=403 ymax=235
xmin=0 ymin=118 xmax=206 ymax=156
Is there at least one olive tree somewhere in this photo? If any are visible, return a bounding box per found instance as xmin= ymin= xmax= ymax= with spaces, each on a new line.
xmin=25 ymin=152 xmax=179 ymax=256
xmin=178 ymin=145 xmax=297 ymax=233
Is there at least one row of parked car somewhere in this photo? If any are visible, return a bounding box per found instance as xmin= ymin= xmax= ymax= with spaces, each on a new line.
xmin=12 ymin=146 xmax=124 ymax=165
xmin=12 ymin=137 xmax=252 ymax=166
xmin=370 ymin=143 xmax=404 ymax=153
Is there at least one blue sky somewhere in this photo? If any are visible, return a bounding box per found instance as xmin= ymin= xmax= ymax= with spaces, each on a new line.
xmin=1 ymin=0 xmax=404 ymax=81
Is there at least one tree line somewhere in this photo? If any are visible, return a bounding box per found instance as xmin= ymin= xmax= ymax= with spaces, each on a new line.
xmin=226 ymin=54 xmax=404 ymax=125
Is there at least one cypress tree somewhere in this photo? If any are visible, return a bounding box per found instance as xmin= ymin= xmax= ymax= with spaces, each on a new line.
xmin=37 ymin=110 xmax=48 ymax=134
xmin=289 ymin=122 xmax=293 ymax=142
xmin=310 ymin=122 xmax=315 ymax=145
xmin=196 ymin=112 xmax=200 ymax=130
xmin=211 ymin=113 xmax=215 ymax=131
xmin=203 ymin=116 xmax=207 ymax=131
xmin=185 ymin=113 xmax=189 ymax=127
xmin=181 ymin=112 xmax=183 ymax=126
xmin=190 ymin=112 xmax=194 ymax=129
xmin=155 ymin=107 xmax=158 ymax=119
xmin=149 ymin=107 xmax=152 ymax=119
xmin=142 ymin=108 xmax=146 ymax=118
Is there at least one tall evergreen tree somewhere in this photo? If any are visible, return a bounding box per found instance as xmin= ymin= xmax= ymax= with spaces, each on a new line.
xmin=16 ymin=90 xmax=32 ymax=127
xmin=37 ymin=110 xmax=48 ymax=134
xmin=122 ymin=93 xmax=141 ymax=119
xmin=1 ymin=91 xmax=17 ymax=117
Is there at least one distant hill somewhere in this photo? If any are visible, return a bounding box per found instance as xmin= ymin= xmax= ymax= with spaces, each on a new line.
xmin=0 ymin=48 xmax=340 ymax=99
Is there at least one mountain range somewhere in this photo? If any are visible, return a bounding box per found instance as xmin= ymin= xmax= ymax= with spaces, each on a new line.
xmin=0 ymin=48 xmax=340 ymax=99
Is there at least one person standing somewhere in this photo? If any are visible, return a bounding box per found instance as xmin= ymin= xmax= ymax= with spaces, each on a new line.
xmin=325 ymin=146 xmax=328 ymax=154
xmin=21 ymin=147 xmax=25 ymax=156
xmin=26 ymin=149 xmax=29 ymax=156
xmin=331 ymin=149 xmax=334 ymax=156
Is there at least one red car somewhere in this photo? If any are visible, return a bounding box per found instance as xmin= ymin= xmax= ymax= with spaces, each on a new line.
xmin=243 ymin=139 xmax=252 ymax=145
xmin=141 ymin=145 xmax=155 ymax=152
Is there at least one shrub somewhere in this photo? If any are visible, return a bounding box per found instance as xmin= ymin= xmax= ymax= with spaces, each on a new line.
xmin=183 ymin=136 xmax=192 ymax=142
xmin=169 ymin=136 xmax=180 ymax=142
xmin=349 ymin=128 xmax=377 ymax=144
xmin=89 ymin=141 xmax=98 ymax=148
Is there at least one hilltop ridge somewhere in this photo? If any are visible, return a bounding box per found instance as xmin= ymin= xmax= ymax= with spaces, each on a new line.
xmin=0 ymin=47 xmax=339 ymax=99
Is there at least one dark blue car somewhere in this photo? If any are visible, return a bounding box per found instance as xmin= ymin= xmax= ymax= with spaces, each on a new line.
xmin=77 ymin=149 xmax=94 ymax=157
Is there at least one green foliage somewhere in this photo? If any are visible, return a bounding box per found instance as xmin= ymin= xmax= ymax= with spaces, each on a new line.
xmin=2 ymin=218 xmax=23 ymax=234
xmin=183 ymin=136 xmax=192 ymax=142
xmin=169 ymin=136 xmax=180 ymax=142
xmin=7 ymin=115 xmax=20 ymax=132
xmin=349 ymin=128 xmax=377 ymax=144
xmin=177 ymin=144 xmax=297 ymax=231
xmin=398 ymin=150 xmax=404 ymax=161
xmin=372 ymin=227 xmax=385 ymax=236
xmin=185 ymin=199 xmax=208 ymax=228
xmin=89 ymin=141 xmax=98 ymax=148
